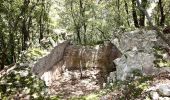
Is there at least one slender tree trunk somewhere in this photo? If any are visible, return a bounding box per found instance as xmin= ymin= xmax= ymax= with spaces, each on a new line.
xmin=132 ymin=0 xmax=139 ymax=28
xmin=21 ymin=0 xmax=30 ymax=50
xmin=22 ymin=19 xmax=30 ymax=50
xmin=139 ymin=0 xmax=147 ymax=27
xmin=39 ymin=12 xmax=44 ymax=43
xmin=117 ymin=0 xmax=121 ymax=26
xmin=39 ymin=1 xmax=45 ymax=43
xmin=0 ymin=32 xmax=5 ymax=70
xmin=79 ymin=0 xmax=87 ymax=45
xmin=8 ymin=29 xmax=15 ymax=64
xmin=124 ymin=0 xmax=130 ymax=26
xmin=76 ymin=26 xmax=81 ymax=44
xmin=70 ymin=1 xmax=81 ymax=44
xmin=158 ymin=0 xmax=165 ymax=26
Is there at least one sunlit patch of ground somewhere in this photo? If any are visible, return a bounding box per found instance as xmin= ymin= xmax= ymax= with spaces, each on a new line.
xmin=48 ymin=69 xmax=103 ymax=99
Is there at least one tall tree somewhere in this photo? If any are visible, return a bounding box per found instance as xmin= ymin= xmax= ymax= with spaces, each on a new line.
xmin=139 ymin=0 xmax=147 ymax=26
xmin=132 ymin=0 xmax=139 ymax=28
xmin=124 ymin=0 xmax=130 ymax=26
xmin=0 ymin=0 xmax=50 ymax=69
xmin=0 ymin=32 xmax=6 ymax=70
xmin=79 ymin=0 xmax=87 ymax=44
xmin=158 ymin=0 xmax=165 ymax=26
xmin=39 ymin=0 xmax=45 ymax=43
xmin=70 ymin=0 xmax=82 ymax=44
xmin=136 ymin=0 xmax=170 ymax=47
xmin=117 ymin=0 xmax=121 ymax=26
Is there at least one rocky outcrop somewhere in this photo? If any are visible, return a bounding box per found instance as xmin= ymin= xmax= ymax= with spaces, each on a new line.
xmin=112 ymin=29 xmax=158 ymax=81
xmin=32 ymin=41 xmax=122 ymax=86
xmin=32 ymin=41 xmax=70 ymax=77
xmin=158 ymin=85 xmax=170 ymax=97
xmin=63 ymin=41 xmax=121 ymax=75
xmin=115 ymin=51 xmax=156 ymax=80
xmin=146 ymin=76 xmax=170 ymax=100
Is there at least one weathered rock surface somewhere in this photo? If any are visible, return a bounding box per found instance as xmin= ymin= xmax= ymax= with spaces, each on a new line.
xmin=113 ymin=29 xmax=170 ymax=82
xmin=150 ymin=91 xmax=159 ymax=100
xmin=115 ymin=51 xmax=156 ymax=80
xmin=113 ymin=29 xmax=157 ymax=53
xmin=32 ymin=40 xmax=70 ymax=77
xmin=158 ymin=85 xmax=170 ymax=97
xmin=32 ymin=41 xmax=122 ymax=86
xmin=113 ymin=29 xmax=158 ymax=81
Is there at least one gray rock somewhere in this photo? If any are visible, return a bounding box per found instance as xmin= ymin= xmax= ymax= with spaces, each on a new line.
xmin=113 ymin=29 xmax=157 ymax=53
xmin=159 ymin=97 xmax=170 ymax=100
xmin=150 ymin=91 xmax=159 ymax=100
xmin=108 ymin=71 xmax=117 ymax=83
xmin=163 ymin=97 xmax=170 ymax=100
xmin=113 ymin=29 xmax=158 ymax=81
xmin=158 ymin=85 xmax=170 ymax=97
xmin=32 ymin=40 xmax=70 ymax=77
xmin=115 ymin=51 xmax=155 ymax=81
xmin=34 ymin=41 xmax=122 ymax=86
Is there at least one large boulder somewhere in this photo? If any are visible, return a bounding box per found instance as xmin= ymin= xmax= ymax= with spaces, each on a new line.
xmin=32 ymin=41 xmax=122 ymax=86
xmin=32 ymin=40 xmax=70 ymax=77
xmin=113 ymin=29 xmax=158 ymax=81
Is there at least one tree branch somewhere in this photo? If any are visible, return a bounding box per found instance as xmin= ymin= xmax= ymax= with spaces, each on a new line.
xmin=136 ymin=0 xmax=170 ymax=47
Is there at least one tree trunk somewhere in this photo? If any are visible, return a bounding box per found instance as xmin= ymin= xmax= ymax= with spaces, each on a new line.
xmin=70 ymin=1 xmax=81 ymax=44
xmin=22 ymin=19 xmax=29 ymax=50
xmin=79 ymin=0 xmax=87 ymax=45
xmin=21 ymin=0 xmax=30 ymax=50
xmin=39 ymin=1 xmax=45 ymax=43
xmin=158 ymin=0 xmax=165 ymax=26
xmin=139 ymin=0 xmax=147 ymax=27
xmin=76 ymin=26 xmax=81 ymax=44
xmin=39 ymin=13 xmax=44 ymax=43
xmin=124 ymin=0 xmax=130 ymax=26
xmin=136 ymin=0 xmax=170 ymax=47
xmin=132 ymin=0 xmax=139 ymax=28
xmin=117 ymin=0 xmax=121 ymax=26
xmin=0 ymin=32 xmax=5 ymax=70
xmin=8 ymin=30 xmax=15 ymax=64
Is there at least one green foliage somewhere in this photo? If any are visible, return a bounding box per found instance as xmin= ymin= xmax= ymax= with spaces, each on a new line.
xmin=56 ymin=0 xmax=131 ymax=45
xmin=0 ymin=0 xmax=52 ymax=66
xmin=1 ymin=0 xmax=170 ymax=67
xmin=153 ymin=46 xmax=170 ymax=67
xmin=113 ymin=70 xmax=153 ymax=99
xmin=0 ymin=63 xmax=64 ymax=99
xmin=0 ymin=65 xmax=47 ymax=99
xmin=20 ymin=47 xmax=48 ymax=62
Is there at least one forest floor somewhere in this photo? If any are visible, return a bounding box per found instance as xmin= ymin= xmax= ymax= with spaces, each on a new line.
xmin=0 ymin=59 xmax=170 ymax=99
xmin=47 ymin=68 xmax=170 ymax=100
xmin=48 ymin=69 xmax=102 ymax=99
